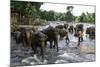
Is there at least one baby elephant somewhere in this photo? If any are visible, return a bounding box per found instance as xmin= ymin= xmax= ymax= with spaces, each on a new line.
xmin=68 ymin=25 xmax=74 ymax=34
xmin=58 ymin=29 xmax=69 ymax=44
xmin=31 ymin=31 xmax=48 ymax=58
xmin=86 ymin=27 xmax=95 ymax=39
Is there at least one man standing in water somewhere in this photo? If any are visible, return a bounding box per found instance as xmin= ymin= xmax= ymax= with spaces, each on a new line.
xmin=77 ymin=30 xmax=83 ymax=47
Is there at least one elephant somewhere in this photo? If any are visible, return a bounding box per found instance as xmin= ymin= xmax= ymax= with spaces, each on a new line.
xmin=11 ymin=28 xmax=21 ymax=44
xmin=57 ymin=28 xmax=69 ymax=41
xmin=64 ymin=24 xmax=69 ymax=29
xmin=86 ymin=27 xmax=95 ymax=39
xmin=14 ymin=27 xmax=35 ymax=46
xmin=74 ymin=24 xmax=84 ymax=37
xmin=13 ymin=30 xmax=21 ymax=44
xmin=73 ymin=24 xmax=84 ymax=47
xmin=20 ymin=28 xmax=34 ymax=46
xmin=55 ymin=24 xmax=69 ymax=44
xmin=55 ymin=24 xmax=69 ymax=30
xmin=31 ymin=31 xmax=48 ymax=58
xmin=42 ymin=26 xmax=59 ymax=52
xmin=55 ymin=25 xmax=64 ymax=29
xmin=68 ymin=25 xmax=74 ymax=33
xmin=86 ymin=27 xmax=90 ymax=34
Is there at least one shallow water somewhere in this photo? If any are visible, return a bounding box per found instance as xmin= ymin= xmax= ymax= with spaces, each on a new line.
xmin=10 ymin=22 xmax=95 ymax=66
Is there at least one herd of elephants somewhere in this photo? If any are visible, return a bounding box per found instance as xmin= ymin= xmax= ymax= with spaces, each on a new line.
xmin=11 ymin=23 xmax=95 ymax=59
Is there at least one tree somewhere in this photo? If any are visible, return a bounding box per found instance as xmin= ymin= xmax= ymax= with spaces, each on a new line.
xmin=11 ymin=0 xmax=43 ymax=25
xmin=54 ymin=12 xmax=66 ymax=21
xmin=67 ymin=6 xmax=74 ymax=12
xmin=25 ymin=3 xmax=38 ymax=24
xmin=79 ymin=12 xmax=87 ymax=22
xmin=47 ymin=11 xmax=55 ymax=21
xmin=65 ymin=6 xmax=74 ymax=22
xmin=92 ymin=13 xmax=95 ymax=23
xmin=40 ymin=10 xmax=55 ymax=21
xmin=79 ymin=12 xmax=95 ymax=23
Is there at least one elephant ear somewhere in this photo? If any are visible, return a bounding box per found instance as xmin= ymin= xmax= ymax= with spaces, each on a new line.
xmin=44 ymin=34 xmax=48 ymax=40
xmin=38 ymin=32 xmax=47 ymax=41
xmin=54 ymin=28 xmax=59 ymax=34
xmin=42 ymin=33 xmax=48 ymax=40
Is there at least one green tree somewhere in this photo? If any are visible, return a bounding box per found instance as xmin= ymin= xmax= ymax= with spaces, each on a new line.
xmin=79 ymin=12 xmax=86 ymax=22
xmin=47 ymin=11 xmax=55 ymax=21
xmin=40 ymin=10 xmax=55 ymax=21
xmin=79 ymin=12 xmax=95 ymax=23
xmin=11 ymin=0 xmax=43 ymax=25
xmin=65 ymin=6 xmax=74 ymax=22
xmin=67 ymin=6 xmax=74 ymax=12
xmin=25 ymin=3 xmax=38 ymax=24
xmin=92 ymin=13 xmax=95 ymax=23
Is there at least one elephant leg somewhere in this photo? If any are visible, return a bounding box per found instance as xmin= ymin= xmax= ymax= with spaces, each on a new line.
xmin=45 ymin=41 xmax=47 ymax=47
xmin=71 ymin=29 xmax=73 ymax=33
xmin=89 ymin=34 xmax=91 ymax=39
xmin=66 ymin=37 xmax=69 ymax=45
xmin=50 ymin=41 xmax=52 ymax=48
xmin=70 ymin=30 xmax=71 ymax=33
xmin=68 ymin=30 xmax=70 ymax=32
xmin=77 ymin=37 xmax=81 ymax=47
xmin=53 ymin=41 xmax=56 ymax=48
xmin=81 ymin=37 xmax=83 ymax=41
xmin=54 ymin=40 xmax=58 ymax=52
xmin=26 ymin=38 xmax=28 ymax=46
xmin=16 ymin=37 xmax=18 ymax=44
xmin=72 ymin=29 xmax=73 ymax=33
xmin=31 ymin=43 xmax=37 ymax=55
xmin=22 ymin=39 xmax=25 ymax=46
xmin=40 ymin=47 xmax=44 ymax=59
xmin=69 ymin=30 xmax=71 ymax=33
xmin=23 ymin=36 xmax=27 ymax=47
xmin=70 ymin=29 xmax=72 ymax=33
xmin=56 ymin=41 xmax=59 ymax=52
xmin=29 ymin=40 xmax=31 ymax=46
xmin=33 ymin=46 xmax=37 ymax=54
xmin=27 ymin=38 xmax=31 ymax=46
xmin=60 ymin=36 xmax=63 ymax=40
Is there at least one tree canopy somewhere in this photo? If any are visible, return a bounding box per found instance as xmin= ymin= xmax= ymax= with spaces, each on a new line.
xmin=11 ymin=1 xmax=95 ymax=25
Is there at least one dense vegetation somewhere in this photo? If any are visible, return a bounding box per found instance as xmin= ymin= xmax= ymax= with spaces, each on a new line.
xmin=11 ymin=0 xmax=95 ymax=25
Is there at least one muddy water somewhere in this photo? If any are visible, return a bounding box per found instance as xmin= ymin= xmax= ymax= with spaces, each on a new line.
xmin=10 ymin=22 xmax=95 ymax=66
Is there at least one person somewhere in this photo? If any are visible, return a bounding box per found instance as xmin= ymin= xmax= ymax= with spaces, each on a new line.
xmin=63 ymin=28 xmax=69 ymax=45
xmin=77 ymin=30 xmax=83 ymax=47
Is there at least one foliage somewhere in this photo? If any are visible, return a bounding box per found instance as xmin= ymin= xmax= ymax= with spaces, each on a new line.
xmin=11 ymin=1 xmax=95 ymax=24
xmin=79 ymin=12 xmax=95 ymax=23
xmin=67 ymin=6 xmax=74 ymax=12
xmin=65 ymin=6 xmax=74 ymax=22
xmin=11 ymin=0 xmax=43 ymax=25
xmin=65 ymin=11 xmax=74 ymax=22
xmin=40 ymin=10 xmax=55 ymax=21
